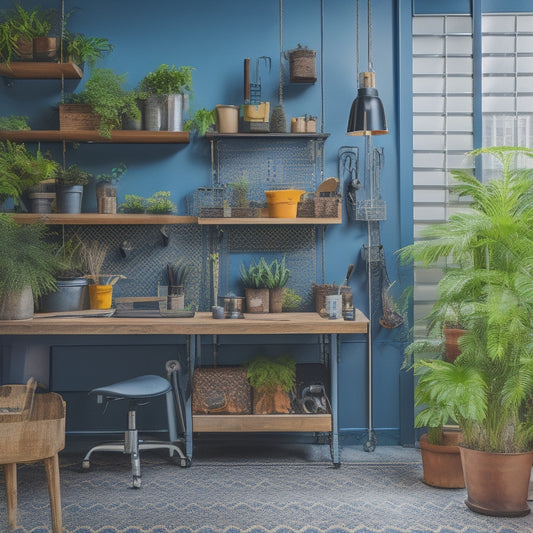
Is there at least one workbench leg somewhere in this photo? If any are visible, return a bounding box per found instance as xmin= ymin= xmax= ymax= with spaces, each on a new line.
xmin=184 ymin=334 xmax=198 ymax=460
xmin=330 ymin=333 xmax=340 ymax=467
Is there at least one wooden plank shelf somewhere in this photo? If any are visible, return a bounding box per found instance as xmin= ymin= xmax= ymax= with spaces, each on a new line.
xmin=197 ymin=216 xmax=341 ymax=225
xmin=11 ymin=214 xmax=197 ymax=225
xmin=193 ymin=414 xmax=332 ymax=433
xmin=0 ymin=61 xmax=83 ymax=79
xmin=0 ymin=130 xmax=190 ymax=144
xmin=205 ymin=132 xmax=330 ymax=140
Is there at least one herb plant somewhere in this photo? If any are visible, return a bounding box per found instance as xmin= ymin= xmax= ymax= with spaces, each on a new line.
xmin=96 ymin=162 xmax=127 ymax=184
xmin=146 ymin=191 xmax=176 ymax=214
xmin=118 ymin=194 xmax=146 ymax=214
xmin=63 ymin=32 xmax=113 ymax=68
xmin=262 ymin=257 xmax=290 ymax=289
xmin=240 ymin=259 xmax=268 ymax=289
xmin=139 ymin=64 xmax=194 ymax=96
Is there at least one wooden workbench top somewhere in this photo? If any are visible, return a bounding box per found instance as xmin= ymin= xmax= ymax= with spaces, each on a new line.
xmin=0 ymin=311 xmax=368 ymax=336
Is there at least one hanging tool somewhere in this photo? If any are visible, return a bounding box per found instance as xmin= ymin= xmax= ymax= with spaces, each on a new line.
xmin=243 ymin=56 xmax=271 ymax=130
xmin=270 ymin=0 xmax=287 ymax=132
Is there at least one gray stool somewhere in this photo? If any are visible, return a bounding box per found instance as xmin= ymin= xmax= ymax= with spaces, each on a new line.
xmin=82 ymin=373 xmax=189 ymax=488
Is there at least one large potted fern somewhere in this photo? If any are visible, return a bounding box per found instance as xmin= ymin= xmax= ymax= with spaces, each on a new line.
xmin=399 ymin=146 xmax=533 ymax=516
xmin=0 ymin=214 xmax=61 ymax=319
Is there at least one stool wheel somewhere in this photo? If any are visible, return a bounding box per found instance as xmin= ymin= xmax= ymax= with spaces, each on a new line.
xmin=81 ymin=460 xmax=90 ymax=471
xmin=179 ymin=457 xmax=191 ymax=468
xmin=132 ymin=476 xmax=141 ymax=489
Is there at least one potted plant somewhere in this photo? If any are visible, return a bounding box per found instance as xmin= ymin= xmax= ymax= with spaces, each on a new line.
xmin=244 ymin=355 xmax=296 ymax=414
xmin=139 ymin=63 xmax=194 ymax=131
xmin=62 ymin=32 xmax=113 ymax=69
xmin=166 ymin=260 xmax=192 ymax=310
xmin=80 ymin=239 xmax=123 ymax=310
xmin=118 ymin=194 xmax=146 ymax=214
xmin=0 ymin=214 xmax=61 ymax=319
xmin=0 ymin=4 xmax=58 ymax=63
xmin=40 ymin=236 xmax=89 ymax=313
xmin=399 ymin=146 xmax=533 ymax=516
xmin=61 ymin=68 xmax=140 ymax=138
xmin=0 ymin=141 xmax=59 ymax=212
xmin=240 ymin=259 xmax=269 ymax=313
xmin=262 ymin=257 xmax=290 ymax=313
xmin=184 ymin=108 xmax=216 ymax=137
xmin=55 ymin=164 xmax=92 ymax=214
xmin=282 ymin=288 xmax=303 ymax=312
xmin=95 ymin=162 xmax=127 ymax=214
xmin=146 ymin=191 xmax=176 ymax=214
xmin=228 ymin=176 xmax=253 ymax=217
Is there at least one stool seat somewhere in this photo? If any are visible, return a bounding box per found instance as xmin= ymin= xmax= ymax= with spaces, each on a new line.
xmin=91 ymin=375 xmax=171 ymax=400
xmin=82 ymin=367 xmax=189 ymax=489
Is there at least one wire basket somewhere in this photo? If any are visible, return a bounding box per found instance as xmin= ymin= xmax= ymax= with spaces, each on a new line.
xmin=191 ymin=186 xmax=230 ymax=217
xmin=353 ymin=199 xmax=386 ymax=221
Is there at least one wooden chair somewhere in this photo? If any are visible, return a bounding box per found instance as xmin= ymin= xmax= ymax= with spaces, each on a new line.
xmin=0 ymin=379 xmax=65 ymax=532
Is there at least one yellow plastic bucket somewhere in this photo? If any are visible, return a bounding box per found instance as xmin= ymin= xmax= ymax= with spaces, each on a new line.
xmin=89 ymin=285 xmax=113 ymax=309
xmin=265 ymin=189 xmax=305 ymax=218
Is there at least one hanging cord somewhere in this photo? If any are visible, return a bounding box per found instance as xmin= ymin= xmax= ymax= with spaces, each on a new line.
xmin=368 ymin=0 xmax=374 ymax=72
xmin=320 ymin=0 xmax=325 ymax=133
xmin=356 ymin=0 xmax=359 ymax=82
xmin=279 ymin=0 xmax=283 ymax=105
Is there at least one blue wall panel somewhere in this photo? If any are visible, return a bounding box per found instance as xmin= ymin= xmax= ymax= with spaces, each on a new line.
xmin=0 ymin=0 xmax=414 ymax=444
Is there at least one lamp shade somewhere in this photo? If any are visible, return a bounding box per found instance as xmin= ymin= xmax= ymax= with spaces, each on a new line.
xmin=347 ymin=87 xmax=388 ymax=136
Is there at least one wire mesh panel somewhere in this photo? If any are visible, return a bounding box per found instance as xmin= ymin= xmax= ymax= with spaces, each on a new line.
xmin=211 ymin=137 xmax=325 ymax=203
xmin=57 ymin=224 xmax=205 ymax=309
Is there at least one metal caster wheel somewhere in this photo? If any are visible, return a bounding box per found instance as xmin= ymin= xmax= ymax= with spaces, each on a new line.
xmin=132 ymin=476 xmax=142 ymax=489
xmin=179 ymin=457 xmax=192 ymax=468
xmin=81 ymin=460 xmax=90 ymax=470
xmin=363 ymin=440 xmax=375 ymax=452
xmin=333 ymin=462 xmax=341 ymax=469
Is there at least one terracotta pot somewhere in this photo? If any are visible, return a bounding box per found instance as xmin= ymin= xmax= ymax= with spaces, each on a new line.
xmin=253 ymin=385 xmax=291 ymax=414
xmin=443 ymin=327 xmax=467 ymax=363
xmin=15 ymin=37 xmax=33 ymax=60
xmin=269 ymin=287 xmax=284 ymax=313
xmin=419 ymin=431 xmax=465 ymax=488
xmin=245 ymin=287 xmax=269 ymax=313
xmin=33 ymin=37 xmax=59 ymax=61
xmin=460 ymin=446 xmax=533 ymax=517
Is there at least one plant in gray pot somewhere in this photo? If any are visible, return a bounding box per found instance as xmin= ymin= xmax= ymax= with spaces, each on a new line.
xmin=0 ymin=214 xmax=61 ymax=320
xmin=39 ymin=237 xmax=89 ymax=313
xmin=139 ymin=64 xmax=194 ymax=131
xmin=55 ymin=164 xmax=92 ymax=214
xmin=240 ymin=259 xmax=269 ymax=313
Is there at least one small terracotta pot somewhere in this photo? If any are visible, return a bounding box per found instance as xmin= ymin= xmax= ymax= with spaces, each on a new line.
xmin=15 ymin=37 xmax=33 ymax=60
xmin=269 ymin=287 xmax=284 ymax=313
xmin=460 ymin=446 xmax=533 ymax=517
xmin=420 ymin=431 xmax=465 ymax=488
xmin=33 ymin=37 xmax=59 ymax=61
xmin=443 ymin=327 xmax=467 ymax=363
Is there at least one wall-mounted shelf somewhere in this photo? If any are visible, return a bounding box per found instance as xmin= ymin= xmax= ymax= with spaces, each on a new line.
xmin=11 ymin=214 xmax=197 ymax=225
xmin=205 ymin=132 xmax=329 ymax=140
xmin=197 ymin=216 xmax=341 ymax=225
xmin=0 ymin=61 xmax=83 ymax=79
xmin=0 ymin=130 xmax=190 ymax=144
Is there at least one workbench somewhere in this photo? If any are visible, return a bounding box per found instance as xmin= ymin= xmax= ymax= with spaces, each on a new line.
xmin=0 ymin=311 xmax=368 ymax=465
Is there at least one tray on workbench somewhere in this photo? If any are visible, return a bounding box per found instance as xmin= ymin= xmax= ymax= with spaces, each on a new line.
xmin=114 ymin=296 xmax=195 ymax=318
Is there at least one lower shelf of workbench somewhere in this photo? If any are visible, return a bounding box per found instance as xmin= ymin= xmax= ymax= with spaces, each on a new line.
xmin=192 ymin=414 xmax=332 ymax=433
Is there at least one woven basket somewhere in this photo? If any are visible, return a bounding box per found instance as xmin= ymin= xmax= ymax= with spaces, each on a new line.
xmin=192 ymin=367 xmax=252 ymax=414
xmin=289 ymin=48 xmax=317 ymax=83
xmin=312 ymin=284 xmax=352 ymax=316
xmin=297 ymin=199 xmax=314 ymax=217
xmin=0 ymin=378 xmax=37 ymax=423
xmin=59 ymin=104 xmax=100 ymax=131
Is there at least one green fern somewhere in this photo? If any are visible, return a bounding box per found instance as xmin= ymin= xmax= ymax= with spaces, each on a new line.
xmin=399 ymin=146 xmax=533 ymax=453
xmin=244 ymin=355 xmax=296 ymax=393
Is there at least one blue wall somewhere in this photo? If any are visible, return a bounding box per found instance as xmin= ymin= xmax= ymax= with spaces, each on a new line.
xmin=0 ymin=0 xmax=413 ymax=445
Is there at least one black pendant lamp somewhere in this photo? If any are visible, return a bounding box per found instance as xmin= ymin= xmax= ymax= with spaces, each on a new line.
xmin=347 ymin=0 xmax=388 ymax=136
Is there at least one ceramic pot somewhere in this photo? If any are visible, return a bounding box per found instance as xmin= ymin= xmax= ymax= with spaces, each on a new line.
xmin=460 ymin=446 xmax=533 ymax=516
xmin=245 ymin=288 xmax=269 ymax=313
xmin=0 ymin=287 xmax=34 ymax=320
xmin=40 ymin=278 xmax=89 ymax=313
xmin=419 ymin=431 xmax=465 ymax=488
xmin=444 ymin=327 xmax=467 ymax=363
xmin=33 ymin=37 xmax=59 ymax=61
xmin=57 ymin=185 xmax=83 ymax=214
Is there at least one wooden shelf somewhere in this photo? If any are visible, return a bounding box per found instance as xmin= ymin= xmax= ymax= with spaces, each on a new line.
xmin=0 ymin=61 xmax=83 ymax=79
xmin=205 ymin=132 xmax=329 ymax=140
xmin=197 ymin=216 xmax=341 ymax=225
xmin=0 ymin=130 xmax=190 ymax=144
xmin=193 ymin=414 xmax=332 ymax=433
xmin=11 ymin=213 xmax=197 ymax=225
